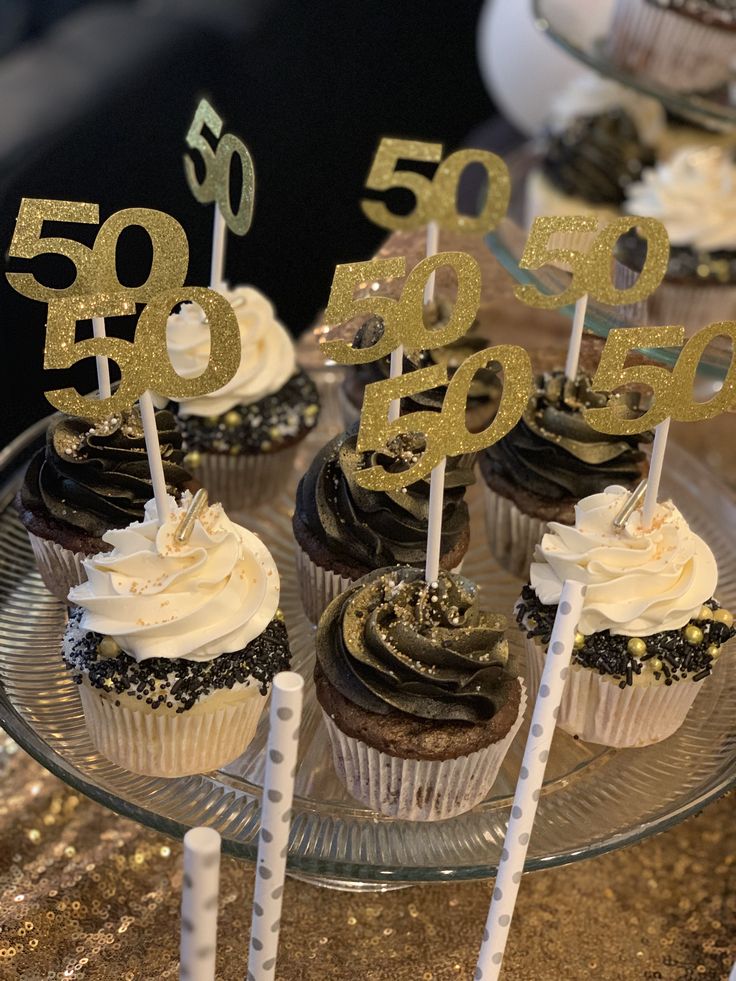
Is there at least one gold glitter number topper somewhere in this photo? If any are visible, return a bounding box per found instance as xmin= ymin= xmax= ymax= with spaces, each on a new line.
xmin=515 ymin=215 xmax=669 ymax=308
xmin=43 ymin=288 xmax=240 ymax=420
xmin=584 ymin=323 xmax=736 ymax=435
xmin=356 ymin=346 xmax=532 ymax=490
xmin=6 ymin=198 xmax=189 ymax=302
xmin=184 ymin=97 xmax=255 ymax=236
xmin=320 ymin=253 xmax=482 ymax=364
xmin=361 ymin=137 xmax=510 ymax=233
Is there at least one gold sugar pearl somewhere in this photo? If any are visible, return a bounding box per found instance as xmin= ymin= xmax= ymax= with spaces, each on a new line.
xmin=183 ymin=451 xmax=202 ymax=469
xmin=713 ymin=608 xmax=734 ymax=627
xmin=683 ymin=624 xmax=704 ymax=646
xmin=627 ymin=637 xmax=647 ymax=657
xmin=697 ymin=605 xmax=713 ymax=621
xmin=573 ymin=631 xmax=586 ymax=650
xmin=224 ymin=410 xmax=242 ymax=428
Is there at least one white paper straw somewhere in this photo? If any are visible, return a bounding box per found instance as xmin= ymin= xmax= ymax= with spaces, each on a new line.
xmin=247 ymin=671 xmax=304 ymax=981
xmin=423 ymin=219 xmax=440 ymax=306
xmin=564 ymin=293 xmax=588 ymax=380
xmin=92 ymin=317 xmax=111 ymax=399
xmin=642 ymin=417 xmax=670 ymax=529
xmin=179 ymin=826 xmax=221 ymax=981
xmin=475 ymin=579 xmax=586 ymax=981
xmin=210 ymin=204 xmax=227 ymax=292
xmin=424 ymin=457 xmax=446 ymax=584
xmin=388 ymin=345 xmax=403 ymax=423
xmin=138 ymin=389 xmax=170 ymax=524
xmin=728 ymin=958 xmax=736 ymax=980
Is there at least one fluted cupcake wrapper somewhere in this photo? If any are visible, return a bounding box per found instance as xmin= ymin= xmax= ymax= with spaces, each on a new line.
xmin=607 ymin=0 xmax=735 ymax=91
xmin=295 ymin=544 xmax=354 ymax=625
xmin=321 ymin=683 xmax=526 ymax=822
xmin=524 ymin=636 xmax=704 ymax=748
xmin=26 ymin=530 xmax=90 ymax=603
xmin=647 ymin=281 xmax=736 ymax=337
xmin=483 ymin=485 xmax=548 ymax=581
xmin=191 ymin=445 xmax=300 ymax=516
xmin=79 ymin=684 xmax=267 ymax=777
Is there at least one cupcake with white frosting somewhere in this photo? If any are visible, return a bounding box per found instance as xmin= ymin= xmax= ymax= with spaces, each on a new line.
xmin=163 ymin=286 xmax=320 ymax=511
xmin=62 ymin=492 xmax=290 ymax=776
xmin=620 ymin=146 xmax=736 ymax=331
xmin=516 ymin=485 xmax=734 ymax=747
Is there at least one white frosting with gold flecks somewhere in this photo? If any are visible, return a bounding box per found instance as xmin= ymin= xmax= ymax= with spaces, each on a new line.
xmin=531 ymin=485 xmax=717 ymax=636
xmin=68 ymin=493 xmax=280 ymax=661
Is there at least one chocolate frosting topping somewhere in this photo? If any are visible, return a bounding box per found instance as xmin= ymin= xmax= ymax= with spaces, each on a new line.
xmin=542 ymin=109 xmax=655 ymax=205
xmin=295 ymin=425 xmax=472 ymax=568
xmin=20 ymin=410 xmax=191 ymax=538
xmin=481 ymin=371 xmax=651 ymax=502
xmin=316 ymin=567 xmax=515 ymax=723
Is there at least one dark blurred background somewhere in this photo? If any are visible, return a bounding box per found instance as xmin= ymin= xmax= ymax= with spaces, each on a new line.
xmin=0 ymin=0 xmax=503 ymax=445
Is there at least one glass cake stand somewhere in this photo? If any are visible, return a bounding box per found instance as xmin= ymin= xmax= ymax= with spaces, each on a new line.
xmin=0 ymin=374 xmax=735 ymax=889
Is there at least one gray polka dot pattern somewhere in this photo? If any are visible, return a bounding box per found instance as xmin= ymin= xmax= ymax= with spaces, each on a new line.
xmin=501 ymin=848 xmax=509 ymax=861
xmin=252 ymin=938 xmax=263 ymax=951
xmin=512 ymin=805 xmax=522 ymax=819
xmin=493 ymin=887 xmax=502 ymax=900
xmin=475 ymin=968 xmax=483 ymax=980
xmin=499 ymin=914 xmax=510 ymax=927
xmin=269 ymin=749 xmax=284 ymax=763
xmin=258 ymin=866 xmax=272 ymax=880
xmin=253 ymin=903 xmax=263 ymax=917
xmin=532 ymin=723 xmax=543 ymax=737
xmin=267 ymin=789 xmax=283 ymax=803
xmin=492 ymin=952 xmax=503 ymax=965
xmin=560 ymin=666 xmax=570 ymax=681
xmin=539 ymin=749 xmax=549 ymax=763
xmin=271 ymin=886 xmax=283 ymax=900
xmin=519 ymin=832 xmax=529 ymax=845
xmin=276 ymin=707 xmax=292 ymax=720
xmin=261 ymin=829 xmax=273 ymax=843
xmin=539 ymin=684 xmax=550 ymax=697
xmin=483 ymin=928 xmax=489 ymax=942
xmin=552 ymin=641 xmax=564 ymax=654
xmin=560 ymin=601 xmax=571 ymax=615
xmin=263 ymin=957 xmax=276 ymax=970
xmin=271 ymin=919 xmax=281 ymax=933
xmin=512 ymin=871 xmax=522 ymax=884
xmin=519 ymin=766 xmax=529 ymax=780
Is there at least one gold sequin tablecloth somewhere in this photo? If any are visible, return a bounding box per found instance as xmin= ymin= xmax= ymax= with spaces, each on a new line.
xmin=1 ymin=233 xmax=735 ymax=980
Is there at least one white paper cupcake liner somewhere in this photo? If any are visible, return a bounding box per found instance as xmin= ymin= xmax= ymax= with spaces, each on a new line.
xmin=191 ymin=444 xmax=300 ymax=515
xmin=647 ymin=280 xmax=736 ymax=337
xmin=524 ymin=636 xmax=703 ymax=748
xmin=524 ymin=169 xmax=618 ymax=237
xmin=483 ymin=485 xmax=548 ymax=581
xmin=79 ymin=684 xmax=267 ymax=776
xmin=26 ymin=530 xmax=90 ymax=602
xmin=607 ymin=0 xmax=735 ymax=91
xmin=321 ymin=682 xmax=526 ymax=822
xmin=295 ymin=544 xmax=354 ymax=625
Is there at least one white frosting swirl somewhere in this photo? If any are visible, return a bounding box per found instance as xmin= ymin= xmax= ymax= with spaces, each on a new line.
xmin=530 ymin=485 xmax=717 ymax=637
xmin=549 ymin=73 xmax=665 ymax=148
xmin=68 ymin=494 xmax=280 ymax=662
xmin=625 ymin=146 xmax=736 ymax=251
xmin=165 ymin=284 xmax=296 ymax=417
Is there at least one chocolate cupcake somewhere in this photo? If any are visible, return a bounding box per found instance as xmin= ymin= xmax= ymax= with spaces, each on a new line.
xmin=478 ymin=371 xmax=651 ymax=579
xmin=339 ymin=307 xmax=501 ymax=433
xmin=15 ymin=409 xmax=192 ymax=601
xmin=293 ymin=425 xmax=472 ymax=622
xmin=164 ymin=285 xmax=320 ymax=512
xmin=316 ymin=566 xmax=526 ymax=820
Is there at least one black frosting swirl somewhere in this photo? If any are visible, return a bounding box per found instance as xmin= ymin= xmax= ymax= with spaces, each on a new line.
xmin=542 ymin=109 xmax=656 ymax=205
xmin=481 ymin=371 xmax=651 ymax=502
xmin=20 ymin=410 xmax=191 ymax=537
xmin=316 ymin=567 xmax=515 ymax=723
xmin=295 ymin=424 xmax=472 ymax=569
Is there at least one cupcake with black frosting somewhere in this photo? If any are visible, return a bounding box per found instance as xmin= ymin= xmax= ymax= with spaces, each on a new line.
xmin=316 ymin=566 xmax=526 ymax=820
xmin=163 ymin=286 xmax=320 ymax=512
xmin=517 ymin=485 xmax=734 ymax=747
xmin=478 ymin=371 xmax=651 ymax=579
xmin=63 ymin=492 xmax=290 ymax=776
xmin=293 ymin=424 xmax=472 ymax=622
xmin=339 ymin=308 xmax=501 ymax=433
xmin=15 ymin=409 xmax=192 ymax=601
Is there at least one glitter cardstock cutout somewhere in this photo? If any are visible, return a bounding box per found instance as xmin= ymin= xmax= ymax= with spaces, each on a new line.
xmin=360 ymin=136 xmax=510 ymax=234
xmin=514 ymin=215 xmax=669 ymax=308
xmin=184 ymin=97 xmax=255 ymax=236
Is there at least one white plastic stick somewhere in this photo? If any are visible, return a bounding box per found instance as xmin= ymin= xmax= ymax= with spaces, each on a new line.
xmin=424 ymin=457 xmax=446 ymax=584
xmin=210 ymin=204 xmax=227 ymax=292
xmin=92 ymin=317 xmax=111 ymax=399
xmin=138 ymin=390 xmax=170 ymax=524
xmin=179 ymin=826 xmax=221 ymax=981
xmin=247 ymin=671 xmax=304 ymax=981
xmin=475 ymin=580 xmax=586 ymax=981
xmin=642 ymin=417 xmax=670 ymax=529
xmin=564 ymin=293 xmax=588 ymax=380
xmin=388 ymin=345 xmax=403 ymax=423
xmin=423 ymin=219 xmax=440 ymax=306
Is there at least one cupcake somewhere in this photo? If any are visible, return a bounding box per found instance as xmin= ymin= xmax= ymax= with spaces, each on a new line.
xmin=607 ymin=0 xmax=736 ymax=93
xmin=621 ymin=146 xmax=736 ymax=332
xmin=15 ymin=409 xmax=192 ymax=602
xmin=164 ymin=285 xmax=320 ymax=512
xmin=517 ymin=485 xmax=734 ymax=747
xmin=293 ymin=424 xmax=472 ymax=622
xmin=315 ymin=566 xmax=526 ymax=821
xmin=478 ymin=371 xmax=651 ymax=580
xmin=339 ymin=307 xmax=501 ymax=432
xmin=63 ymin=493 xmax=290 ymax=776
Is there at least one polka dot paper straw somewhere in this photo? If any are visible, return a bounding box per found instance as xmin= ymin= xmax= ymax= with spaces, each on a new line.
xmin=247 ymin=671 xmax=304 ymax=981
xmin=179 ymin=826 xmax=221 ymax=981
xmin=474 ymin=580 xmax=586 ymax=981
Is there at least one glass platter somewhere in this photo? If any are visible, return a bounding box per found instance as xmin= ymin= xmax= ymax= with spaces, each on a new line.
xmin=533 ymin=0 xmax=736 ymax=132
xmin=0 ymin=374 xmax=735 ymax=888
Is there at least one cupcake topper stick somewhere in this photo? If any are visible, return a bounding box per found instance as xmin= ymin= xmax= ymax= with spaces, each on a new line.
xmin=184 ymin=97 xmax=256 ymax=292
xmin=179 ymin=826 xmax=221 ymax=981
xmin=424 ymin=457 xmax=447 ymax=584
xmin=247 ymin=671 xmax=304 ymax=981
xmin=564 ymin=292 xmax=588 ymax=381
xmin=641 ymin=418 xmax=670 ymax=528
xmin=475 ymin=579 xmax=586 ymax=981
xmin=91 ymin=317 xmax=112 ymax=399
xmin=139 ymin=390 xmax=171 ymax=523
